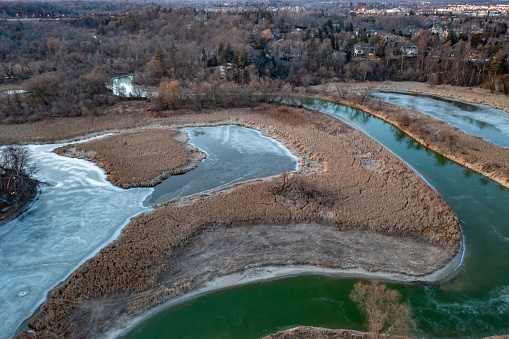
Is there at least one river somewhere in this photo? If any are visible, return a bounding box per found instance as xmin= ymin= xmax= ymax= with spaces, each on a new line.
xmin=123 ymin=99 xmax=509 ymax=338
xmin=371 ymin=90 xmax=509 ymax=148
xmin=0 ymin=126 xmax=297 ymax=339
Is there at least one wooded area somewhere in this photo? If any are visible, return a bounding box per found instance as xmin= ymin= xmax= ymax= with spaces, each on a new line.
xmin=1 ymin=1 xmax=509 ymax=120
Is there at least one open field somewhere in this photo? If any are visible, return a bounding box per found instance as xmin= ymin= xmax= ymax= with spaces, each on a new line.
xmin=315 ymin=83 xmax=509 ymax=189
xmin=55 ymin=129 xmax=206 ymax=188
xmin=15 ymin=105 xmax=461 ymax=338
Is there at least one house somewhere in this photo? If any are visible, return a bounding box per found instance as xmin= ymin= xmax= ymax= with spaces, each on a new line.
xmin=401 ymin=45 xmax=417 ymax=57
xmin=354 ymin=44 xmax=364 ymax=57
xmin=353 ymin=44 xmax=377 ymax=58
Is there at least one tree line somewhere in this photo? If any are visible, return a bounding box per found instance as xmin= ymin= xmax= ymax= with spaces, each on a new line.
xmin=2 ymin=3 xmax=509 ymax=120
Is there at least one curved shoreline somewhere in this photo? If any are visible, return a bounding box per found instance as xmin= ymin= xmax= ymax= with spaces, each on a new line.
xmin=14 ymin=106 xmax=461 ymax=339
xmin=313 ymin=88 xmax=509 ymax=190
xmin=375 ymin=81 xmax=509 ymax=113
xmin=54 ymin=128 xmax=206 ymax=188
xmin=105 ymin=235 xmax=464 ymax=339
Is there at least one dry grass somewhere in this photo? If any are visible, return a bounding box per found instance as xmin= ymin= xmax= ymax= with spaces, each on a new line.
xmin=264 ymin=326 xmax=406 ymax=339
xmin=55 ymin=129 xmax=205 ymax=188
xmin=15 ymin=105 xmax=461 ymax=339
xmin=316 ymin=89 xmax=509 ymax=189
xmin=0 ymin=101 xmax=154 ymax=145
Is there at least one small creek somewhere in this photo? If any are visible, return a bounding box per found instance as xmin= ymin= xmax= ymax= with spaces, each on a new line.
xmin=123 ymin=99 xmax=509 ymax=339
xmin=371 ymin=90 xmax=509 ymax=148
xmin=0 ymin=126 xmax=297 ymax=339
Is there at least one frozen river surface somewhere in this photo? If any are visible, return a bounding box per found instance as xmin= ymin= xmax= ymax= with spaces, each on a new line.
xmin=0 ymin=125 xmax=297 ymax=339
xmin=371 ymin=90 xmax=509 ymax=148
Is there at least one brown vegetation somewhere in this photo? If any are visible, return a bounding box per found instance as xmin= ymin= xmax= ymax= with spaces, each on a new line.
xmin=3 ymin=2 xmax=509 ymax=122
xmin=264 ymin=326 xmax=407 ymax=339
xmin=316 ymin=83 xmax=509 ymax=189
xmin=55 ymin=129 xmax=205 ymax=188
xmin=0 ymin=146 xmax=38 ymax=225
xmin=16 ymin=105 xmax=460 ymax=339
xmin=350 ymin=281 xmax=413 ymax=338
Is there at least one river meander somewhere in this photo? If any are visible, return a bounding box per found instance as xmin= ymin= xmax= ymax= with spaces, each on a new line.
xmin=123 ymin=99 xmax=509 ymax=338
xmin=0 ymin=126 xmax=297 ymax=339
xmin=371 ymin=90 xmax=509 ymax=148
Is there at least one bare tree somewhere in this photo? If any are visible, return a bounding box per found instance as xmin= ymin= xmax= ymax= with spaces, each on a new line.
xmin=349 ymin=281 xmax=414 ymax=338
xmin=0 ymin=146 xmax=38 ymax=210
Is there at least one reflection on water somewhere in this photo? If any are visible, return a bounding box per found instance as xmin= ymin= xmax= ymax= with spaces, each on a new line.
xmin=371 ymin=90 xmax=509 ymax=148
xmin=124 ymin=99 xmax=509 ymax=339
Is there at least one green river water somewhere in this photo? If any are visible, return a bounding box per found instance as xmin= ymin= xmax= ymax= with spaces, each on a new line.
xmin=123 ymin=99 xmax=509 ymax=338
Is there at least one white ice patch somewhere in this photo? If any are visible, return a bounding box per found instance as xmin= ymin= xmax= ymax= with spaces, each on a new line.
xmin=371 ymin=91 xmax=509 ymax=149
xmin=107 ymin=74 xmax=151 ymax=98
xmin=0 ymin=143 xmax=153 ymax=339
xmin=4 ymin=90 xmax=25 ymax=94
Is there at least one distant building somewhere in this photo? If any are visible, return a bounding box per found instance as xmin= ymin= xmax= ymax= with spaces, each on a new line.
xmin=430 ymin=23 xmax=444 ymax=34
xmin=354 ymin=44 xmax=364 ymax=57
xmin=401 ymin=45 xmax=418 ymax=57
xmin=353 ymin=44 xmax=377 ymax=59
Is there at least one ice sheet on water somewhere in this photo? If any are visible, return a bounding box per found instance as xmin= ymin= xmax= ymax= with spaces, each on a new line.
xmin=146 ymin=126 xmax=299 ymax=205
xmin=417 ymin=285 xmax=509 ymax=336
xmin=108 ymin=75 xmax=151 ymax=98
xmin=186 ymin=125 xmax=297 ymax=158
xmin=0 ymin=144 xmax=153 ymax=339
xmin=371 ymin=91 xmax=509 ymax=149
xmin=0 ymin=126 xmax=298 ymax=338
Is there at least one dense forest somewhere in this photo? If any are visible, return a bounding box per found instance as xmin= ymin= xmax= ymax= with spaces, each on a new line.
xmin=1 ymin=1 xmax=509 ymax=120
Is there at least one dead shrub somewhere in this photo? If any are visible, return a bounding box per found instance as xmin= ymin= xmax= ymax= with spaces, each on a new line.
xmin=395 ymin=113 xmax=412 ymax=127
xmin=465 ymin=152 xmax=478 ymax=163
xmin=482 ymin=162 xmax=499 ymax=172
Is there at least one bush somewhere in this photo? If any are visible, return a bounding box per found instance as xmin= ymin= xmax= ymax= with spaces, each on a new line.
xmin=0 ymin=145 xmax=38 ymax=211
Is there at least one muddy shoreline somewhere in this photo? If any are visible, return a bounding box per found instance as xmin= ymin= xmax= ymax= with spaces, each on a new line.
xmin=264 ymin=326 xmax=405 ymax=339
xmin=105 ymin=226 xmax=463 ymax=339
xmin=15 ymin=105 xmax=461 ymax=339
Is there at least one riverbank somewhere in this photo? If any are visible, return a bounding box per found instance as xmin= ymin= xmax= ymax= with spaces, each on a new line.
xmin=54 ymin=129 xmax=206 ymax=188
xmin=316 ymin=81 xmax=509 ymax=113
xmin=264 ymin=326 xmax=404 ymax=339
xmin=105 ymin=226 xmax=463 ymax=339
xmin=314 ymin=83 xmax=509 ymax=190
xmin=16 ymin=105 xmax=461 ymax=338
xmin=0 ymin=175 xmax=38 ymax=227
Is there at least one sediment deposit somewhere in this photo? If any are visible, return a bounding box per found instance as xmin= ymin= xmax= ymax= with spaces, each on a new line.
xmin=15 ymin=105 xmax=461 ymax=339
xmin=55 ymin=129 xmax=205 ymax=188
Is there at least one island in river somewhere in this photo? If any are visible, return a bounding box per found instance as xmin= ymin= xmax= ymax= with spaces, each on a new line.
xmin=7 ymin=104 xmax=461 ymax=338
xmin=54 ymin=129 xmax=206 ymax=188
